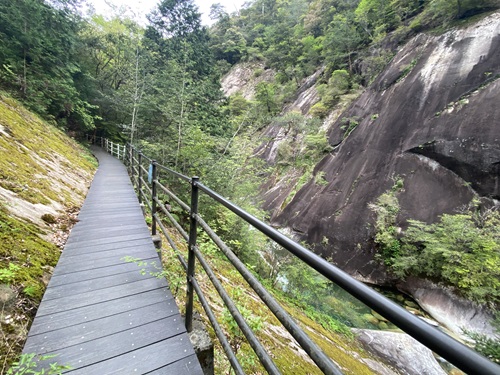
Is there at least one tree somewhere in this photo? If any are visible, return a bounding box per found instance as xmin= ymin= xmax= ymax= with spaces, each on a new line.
xmin=0 ymin=0 xmax=96 ymax=131
xmin=324 ymin=13 xmax=364 ymax=73
xmin=148 ymin=0 xmax=202 ymax=38
xmin=139 ymin=0 xmax=229 ymax=169
xmin=78 ymin=15 xmax=145 ymax=139
xmin=209 ymin=2 xmax=229 ymax=21
xmin=355 ymin=0 xmax=398 ymax=40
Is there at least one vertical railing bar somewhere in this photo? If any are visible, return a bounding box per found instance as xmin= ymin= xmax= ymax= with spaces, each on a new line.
xmin=129 ymin=145 xmax=133 ymax=175
xmin=185 ymin=176 xmax=199 ymax=333
xmin=190 ymin=277 xmax=245 ymax=375
xmin=138 ymin=152 xmax=143 ymax=204
xmin=151 ymin=160 xmax=158 ymax=236
xmin=193 ymin=246 xmax=281 ymax=374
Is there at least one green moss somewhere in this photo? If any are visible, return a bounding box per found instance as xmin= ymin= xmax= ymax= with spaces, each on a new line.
xmin=0 ymin=205 xmax=59 ymax=301
xmin=0 ymin=93 xmax=96 ymax=206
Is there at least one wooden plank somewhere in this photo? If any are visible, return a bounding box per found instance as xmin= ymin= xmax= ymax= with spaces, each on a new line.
xmin=145 ymin=355 xmax=204 ymax=375
xmin=69 ymin=221 xmax=147 ymax=233
xmin=48 ymin=260 xmax=159 ymax=286
xmin=66 ymin=227 xmax=150 ymax=243
xmin=64 ymin=232 xmax=152 ymax=248
xmin=55 ymin=247 xmax=156 ymax=266
xmin=24 ymin=302 xmax=179 ymax=354
xmin=34 ymin=316 xmax=191 ymax=372
xmin=42 ymin=269 xmax=156 ymax=301
xmin=61 ymin=237 xmax=154 ymax=255
xmin=28 ymin=289 xmax=176 ymax=336
xmin=52 ymin=250 xmax=157 ymax=276
xmin=61 ymin=331 xmax=197 ymax=374
xmin=78 ymin=206 xmax=140 ymax=214
xmin=36 ymin=277 xmax=168 ymax=317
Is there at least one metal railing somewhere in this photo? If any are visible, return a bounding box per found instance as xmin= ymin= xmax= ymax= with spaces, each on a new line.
xmin=89 ymin=136 xmax=500 ymax=375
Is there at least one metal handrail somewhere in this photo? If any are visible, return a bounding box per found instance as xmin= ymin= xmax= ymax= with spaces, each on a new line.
xmin=94 ymin=138 xmax=500 ymax=375
xmin=196 ymin=182 xmax=499 ymax=375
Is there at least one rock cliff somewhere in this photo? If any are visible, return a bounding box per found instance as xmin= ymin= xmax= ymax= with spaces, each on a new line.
xmin=271 ymin=12 xmax=500 ymax=285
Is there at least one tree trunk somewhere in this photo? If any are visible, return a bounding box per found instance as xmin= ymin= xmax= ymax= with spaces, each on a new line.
xmin=175 ymin=40 xmax=188 ymax=169
xmin=130 ymin=47 xmax=144 ymax=145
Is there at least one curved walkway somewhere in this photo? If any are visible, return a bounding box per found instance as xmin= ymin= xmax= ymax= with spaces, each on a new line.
xmin=23 ymin=147 xmax=202 ymax=374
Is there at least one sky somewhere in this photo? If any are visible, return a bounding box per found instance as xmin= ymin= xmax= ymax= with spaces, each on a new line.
xmin=85 ymin=0 xmax=247 ymax=25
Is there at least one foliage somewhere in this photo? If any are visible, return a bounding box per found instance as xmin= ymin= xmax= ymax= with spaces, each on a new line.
xmin=318 ymin=69 xmax=351 ymax=108
xmin=368 ymin=177 xmax=404 ymax=266
xmin=222 ymin=289 xmax=264 ymax=355
xmin=371 ymin=178 xmax=500 ymax=305
xmin=309 ymin=102 xmax=329 ymax=118
xmin=463 ymin=330 xmax=500 ymax=364
xmin=0 ymin=263 xmax=20 ymax=284
xmin=7 ymin=353 xmax=70 ymax=375
xmin=0 ymin=0 xmax=97 ymax=131
xmin=339 ymin=116 xmax=360 ymax=139
xmin=394 ymin=201 xmax=500 ymax=305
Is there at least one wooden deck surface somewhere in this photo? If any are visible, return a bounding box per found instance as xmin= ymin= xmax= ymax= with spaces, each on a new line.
xmin=23 ymin=147 xmax=203 ymax=374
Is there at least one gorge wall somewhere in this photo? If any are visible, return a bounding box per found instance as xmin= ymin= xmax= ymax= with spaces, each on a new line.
xmin=268 ymin=12 xmax=500 ymax=285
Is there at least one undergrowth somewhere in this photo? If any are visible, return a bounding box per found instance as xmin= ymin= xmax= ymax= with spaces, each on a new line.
xmin=149 ymin=224 xmax=375 ymax=374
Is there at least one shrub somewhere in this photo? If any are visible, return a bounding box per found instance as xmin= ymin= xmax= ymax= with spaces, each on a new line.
xmin=309 ymin=102 xmax=329 ymax=119
xmin=394 ymin=203 xmax=500 ymax=305
xmin=368 ymin=179 xmax=403 ymax=266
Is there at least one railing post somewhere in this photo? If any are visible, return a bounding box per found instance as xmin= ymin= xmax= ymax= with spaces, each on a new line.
xmin=130 ymin=146 xmax=135 ymax=183
xmin=138 ymin=152 xmax=143 ymax=204
xmin=185 ymin=176 xmax=199 ymax=332
xmin=128 ymin=144 xmax=134 ymax=172
xmin=151 ymin=160 xmax=158 ymax=236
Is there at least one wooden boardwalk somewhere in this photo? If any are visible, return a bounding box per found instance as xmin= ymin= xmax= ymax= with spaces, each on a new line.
xmin=23 ymin=148 xmax=203 ymax=374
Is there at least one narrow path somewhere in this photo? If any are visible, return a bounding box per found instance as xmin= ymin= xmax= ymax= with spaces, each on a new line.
xmin=23 ymin=147 xmax=203 ymax=374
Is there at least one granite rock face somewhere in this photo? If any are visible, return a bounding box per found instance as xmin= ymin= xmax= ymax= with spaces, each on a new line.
xmin=398 ymin=277 xmax=498 ymax=339
xmin=354 ymin=329 xmax=447 ymax=375
xmin=269 ymin=12 xmax=500 ymax=284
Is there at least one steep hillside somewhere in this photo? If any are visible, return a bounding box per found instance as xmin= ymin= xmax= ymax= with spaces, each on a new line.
xmin=0 ymin=93 xmax=96 ymax=369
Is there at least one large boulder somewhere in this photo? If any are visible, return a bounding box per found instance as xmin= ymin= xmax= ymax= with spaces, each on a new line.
xmin=398 ymin=277 xmax=498 ymax=339
xmin=354 ymin=329 xmax=447 ymax=375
